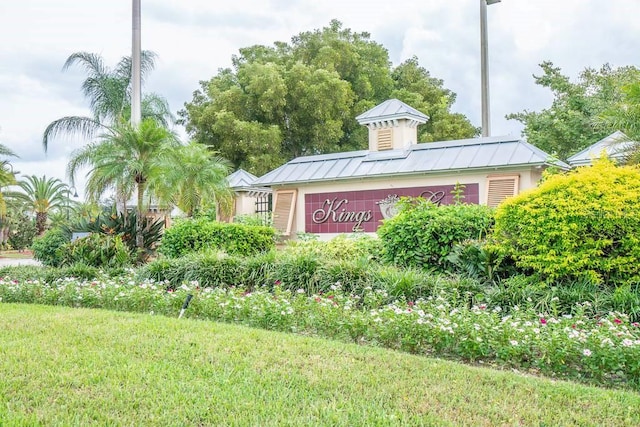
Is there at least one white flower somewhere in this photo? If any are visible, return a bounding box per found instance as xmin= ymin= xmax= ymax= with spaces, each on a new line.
xmin=600 ymin=338 xmax=614 ymax=347
xmin=296 ymin=289 xmax=305 ymax=294
xmin=510 ymin=340 xmax=518 ymax=346
xmin=583 ymin=349 xmax=592 ymax=357
xmin=622 ymin=339 xmax=634 ymax=347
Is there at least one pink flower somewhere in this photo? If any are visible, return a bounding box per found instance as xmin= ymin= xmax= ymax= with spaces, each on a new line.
xmin=274 ymin=280 xmax=282 ymax=285
xmin=632 ymin=322 xmax=639 ymax=327
xmin=614 ymin=318 xmax=622 ymax=324
xmin=408 ymin=301 xmax=415 ymax=307
xmin=540 ymin=318 xmax=547 ymax=325
xmin=479 ymin=304 xmax=487 ymax=310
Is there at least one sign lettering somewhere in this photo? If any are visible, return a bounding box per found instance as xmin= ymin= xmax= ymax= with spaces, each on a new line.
xmin=305 ymin=184 xmax=479 ymax=233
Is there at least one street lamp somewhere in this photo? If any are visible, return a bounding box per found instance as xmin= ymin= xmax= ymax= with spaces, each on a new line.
xmin=66 ymin=186 xmax=78 ymax=220
xmin=480 ymin=0 xmax=500 ymax=137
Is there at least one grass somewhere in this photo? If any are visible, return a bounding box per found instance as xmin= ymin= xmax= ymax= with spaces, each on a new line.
xmin=0 ymin=250 xmax=33 ymax=259
xmin=1 ymin=304 xmax=639 ymax=426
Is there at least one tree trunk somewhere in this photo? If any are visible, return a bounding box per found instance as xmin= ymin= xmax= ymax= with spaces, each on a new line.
xmin=36 ymin=212 xmax=47 ymax=235
xmin=136 ymin=182 xmax=145 ymax=249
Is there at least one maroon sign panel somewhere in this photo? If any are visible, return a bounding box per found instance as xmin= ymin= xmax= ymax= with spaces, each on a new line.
xmin=304 ymin=184 xmax=479 ymax=233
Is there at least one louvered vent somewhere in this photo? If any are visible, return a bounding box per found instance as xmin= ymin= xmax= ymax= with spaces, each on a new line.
xmin=486 ymin=175 xmax=520 ymax=207
xmin=377 ymin=128 xmax=393 ymax=151
xmin=272 ymin=190 xmax=297 ymax=235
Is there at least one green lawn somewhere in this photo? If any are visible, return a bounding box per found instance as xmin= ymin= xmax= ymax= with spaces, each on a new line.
xmin=1 ymin=304 xmax=639 ymax=426
xmin=0 ymin=250 xmax=33 ymax=259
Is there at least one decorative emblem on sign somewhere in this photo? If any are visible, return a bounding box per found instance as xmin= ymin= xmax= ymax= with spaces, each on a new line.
xmin=419 ymin=190 xmax=446 ymax=205
xmin=376 ymin=194 xmax=401 ymax=219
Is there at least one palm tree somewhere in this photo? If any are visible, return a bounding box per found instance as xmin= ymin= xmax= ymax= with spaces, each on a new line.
xmin=42 ymin=51 xmax=173 ymax=152
xmin=8 ymin=175 xmax=70 ymax=235
xmin=151 ymin=143 xmax=233 ymax=218
xmin=67 ymin=119 xmax=179 ymax=248
xmin=0 ymin=157 xmax=18 ymax=217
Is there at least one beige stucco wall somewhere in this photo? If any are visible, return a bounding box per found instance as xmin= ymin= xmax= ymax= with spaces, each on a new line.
xmin=274 ymin=166 xmax=543 ymax=239
xmin=235 ymin=192 xmax=257 ymax=217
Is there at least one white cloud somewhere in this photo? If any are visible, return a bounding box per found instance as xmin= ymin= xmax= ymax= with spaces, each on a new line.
xmin=1 ymin=0 xmax=639 ymax=194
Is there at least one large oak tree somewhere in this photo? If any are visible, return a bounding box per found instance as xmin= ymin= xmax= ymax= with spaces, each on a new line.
xmin=179 ymin=20 xmax=478 ymax=175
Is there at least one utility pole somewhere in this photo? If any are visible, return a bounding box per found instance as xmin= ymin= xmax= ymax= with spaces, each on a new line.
xmin=131 ymin=0 xmax=141 ymax=126
xmin=480 ymin=0 xmax=500 ymax=137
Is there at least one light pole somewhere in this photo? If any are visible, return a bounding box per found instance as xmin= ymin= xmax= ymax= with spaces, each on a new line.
xmin=131 ymin=0 xmax=142 ymax=127
xmin=66 ymin=186 xmax=78 ymax=221
xmin=480 ymin=0 xmax=500 ymax=137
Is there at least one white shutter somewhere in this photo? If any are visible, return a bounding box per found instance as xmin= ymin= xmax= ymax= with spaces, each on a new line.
xmin=377 ymin=128 xmax=393 ymax=151
xmin=486 ymin=175 xmax=520 ymax=207
xmin=272 ymin=190 xmax=297 ymax=235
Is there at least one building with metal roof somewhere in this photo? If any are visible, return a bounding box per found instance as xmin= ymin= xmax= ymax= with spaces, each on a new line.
xmin=221 ymin=169 xmax=272 ymax=223
xmin=253 ymin=99 xmax=566 ymax=238
xmin=567 ymin=131 xmax=634 ymax=166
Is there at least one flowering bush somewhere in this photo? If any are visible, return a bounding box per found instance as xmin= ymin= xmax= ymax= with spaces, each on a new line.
xmin=1 ymin=273 xmax=638 ymax=389
xmin=494 ymin=158 xmax=640 ymax=285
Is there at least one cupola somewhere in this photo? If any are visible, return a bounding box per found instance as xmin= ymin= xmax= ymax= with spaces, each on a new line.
xmin=355 ymin=99 xmax=428 ymax=152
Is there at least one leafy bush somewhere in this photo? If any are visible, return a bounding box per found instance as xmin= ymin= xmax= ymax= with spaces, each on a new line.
xmin=60 ymin=234 xmax=132 ymax=269
xmin=31 ymin=228 xmax=70 ymax=267
xmin=486 ymin=275 xmax=640 ymax=322
xmin=282 ymin=234 xmax=382 ymax=262
xmin=43 ymin=263 xmax=100 ymax=282
xmin=7 ymin=214 xmax=37 ymax=251
xmin=233 ymin=213 xmax=272 ymax=227
xmin=494 ymin=158 xmax=640 ymax=285
xmin=447 ymin=239 xmax=516 ymax=284
xmin=158 ymin=219 xmax=275 ymax=258
xmin=378 ymin=199 xmax=494 ymax=271
xmin=140 ymin=248 xmax=486 ymax=306
xmin=71 ymin=211 xmax=164 ymax=256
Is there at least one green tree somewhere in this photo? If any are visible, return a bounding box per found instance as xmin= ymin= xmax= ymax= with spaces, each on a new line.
xmin=179 ymin=20 xmax=477 ymax=175
xmin=151 ymin=143 xmax=233 ymax=218
xmin=596 ymin=81 xmax=640 ymax=164
xmin=507 ymin=61 xmax=640 ymax=160
xmin=0 ymin=158 xmax=18 ymax=218
xmin=67 ymin=119 xmax=179 ymax=248
xmin=43 ymin=51 xmax=174 ymax=152
xmin=8 ymin=175 xmax=70 ymax=235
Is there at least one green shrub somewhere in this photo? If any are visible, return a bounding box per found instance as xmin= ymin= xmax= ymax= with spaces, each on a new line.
xmin=494 ymin=158 xmax=640 ymax=285
xmin=7 ymin=214 xmax=37 ymax=251
xmin=61 ymin=234 xmax=132 ymax=268
xmin=31 ymin=228 xmax=70 ymax=267
xmin=282 ymin=234 xmax=382 ymax=262
xmin=71 ymin=211 xmax=164 ymax=256
xmin=43 ymin=263 xmax=100 ymax=282
xmin=233 ymin=213 xmax=272 ymax=227
xmin=378 ymin=199 xmax=494 ymax=271
xmin=158 ymin=219 xmax=275 ymax=258
xmin=447 ymin=239 xmax=516 ymax=284
xmin=0 ymin=266 xmax=49 ymax=282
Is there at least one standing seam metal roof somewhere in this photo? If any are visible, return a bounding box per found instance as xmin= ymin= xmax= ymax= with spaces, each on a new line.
xmin=567 ymin=131 xmax=633 ymax=166
xmin=254 ymin=135 xmax=569 ymax=186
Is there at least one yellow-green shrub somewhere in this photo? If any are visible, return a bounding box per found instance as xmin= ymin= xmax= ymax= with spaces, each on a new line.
xmin=494 ymin=158 xmax=640 ymax=285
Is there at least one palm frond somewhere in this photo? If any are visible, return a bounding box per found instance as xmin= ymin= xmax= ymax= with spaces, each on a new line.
xmin=42 ymin=116 xmax=107 ymax=152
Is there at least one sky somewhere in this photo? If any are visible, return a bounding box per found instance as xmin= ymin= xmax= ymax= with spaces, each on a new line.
xmin=1 ymin=0 xmax=639 ymax=199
